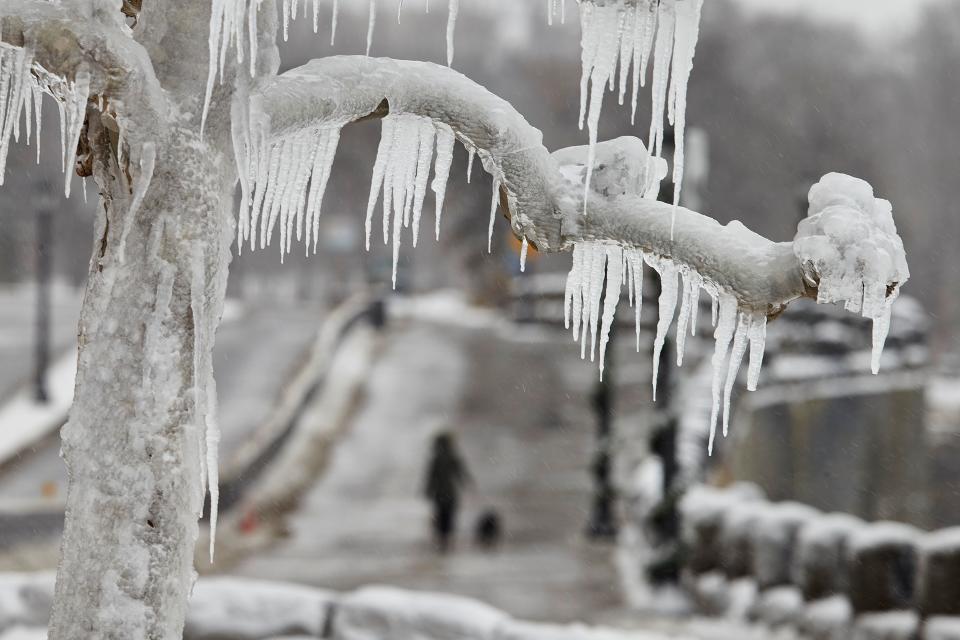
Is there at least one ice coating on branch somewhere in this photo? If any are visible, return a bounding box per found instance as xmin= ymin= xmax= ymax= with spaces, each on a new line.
xmin=794 ymin=173 xmax=909 ymax=374
xmin=575 ymin=0 xmax=704 ymax=206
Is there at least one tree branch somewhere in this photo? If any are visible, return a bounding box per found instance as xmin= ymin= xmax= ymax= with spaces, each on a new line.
xmin=244 ymin=55 xmax=902 ymax=318
xmin=1 ymin=0 xmax=166 ymax=134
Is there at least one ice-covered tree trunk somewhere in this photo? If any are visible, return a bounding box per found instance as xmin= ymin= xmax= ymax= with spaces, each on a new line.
xmin=31 ymin=0 xmax=278 ymax=637
xmin=50 ymin=125 xmax=233 ymax=640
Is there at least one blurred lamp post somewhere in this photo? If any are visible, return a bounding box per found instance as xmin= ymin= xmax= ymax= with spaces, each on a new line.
xmin=587 ymin=311 xmax=618 ymax=540
xmin=33 ymin=182 xmax=53 ymax=404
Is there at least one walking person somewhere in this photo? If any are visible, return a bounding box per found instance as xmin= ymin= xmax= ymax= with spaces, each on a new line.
xmin=423 ymin=432 xmax=472 ymax=552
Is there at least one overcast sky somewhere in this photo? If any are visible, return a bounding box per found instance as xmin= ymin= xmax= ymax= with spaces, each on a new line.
xmin=731 ymin=0 xmax=947 ymax=35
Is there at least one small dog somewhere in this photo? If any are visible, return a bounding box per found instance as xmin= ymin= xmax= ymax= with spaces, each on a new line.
xmin=474 ymin=509 xmax=502 ymax=549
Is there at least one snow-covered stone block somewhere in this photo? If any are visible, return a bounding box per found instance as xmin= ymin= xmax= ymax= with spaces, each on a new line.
xmin=851 ymin=611 xmax=918 ymax=640
xmin=799 ymin=595 xmax=853 ymax=640
xmin=926 ymin=616 xmax=960 ymax=640
xmin=793 ymin=513 xmax=864 ymax=601
xmin=334 ymin=586 xmax=509 ymax=640
xmin=493 ymin=620 xmax=662 ymax=640
xmin=719 ymin=500 xmax=769 ymax=579
xmin=847 ymin=522 xmax=920 ymax=614
xmin=751 ymin=502 xmax=818 ymax=590
xmin=0 ymin=572 xmax=54 ymax=631
xmin=184 ymin=577 xmax=333 ymax=640
xmin=918 ymin=528 xmax=960 ymax=617
xmin=679 ymin=483 xmax=763 ymax=575
xmin=749 ymin=585 xmax=803 ymax=628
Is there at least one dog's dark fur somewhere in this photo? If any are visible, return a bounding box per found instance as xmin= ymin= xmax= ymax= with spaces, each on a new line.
xmin=474 ymin=509 xmax=502 ymax=549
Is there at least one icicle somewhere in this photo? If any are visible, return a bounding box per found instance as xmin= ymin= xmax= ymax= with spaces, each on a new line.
xmin=366 ymin=0 xmax=377 ymax=56
xmin=598 ymin=244 xmax=623 ymax=380
xmin=487 ymin=175 xmax=499 ymax=253
xmin=722 ymin=311 xmax=749 ymax=438
xmin=648 ymin=255 xmax=679 ymax=400
xmin=564 ymin=243 xmax=584 ymax=333
xmin=446 ymin=0 xmax=459 ymax=66
xmin=675 ymin=270 xmax=701 ymax=366
xmin=711 ymin=294 xmax=718 ymax=327
xmin=0 ymin=45 xmax=33 ymax=185
xmin=707 ymin=294 xmax=737 ymax=456
xmin=33 ymin=84 xmax=42 ymax=165
xmin=585 ymin=243 xmax=605 ymax=361
xmin=331 ymin=0 xmax=340 ymax=45
xmin=625 ymin=248 xmax=644 ymax=352
xmin=432 ymin=123 xmax=455 ymax=240
xmin=237 ymin=122 xmax=342 ymax=254
xmin=571 ymin=0 xmax=703 ymax=210
xmin=117 ymin=142 xmax=157 ymax=263
xmin=363 ymin=114 xmax=453 ymax=284
xmin=62 ymin=70 xmax=90 ymax=199
xmin=669 ymin=0 xmax=704 ymax=208
xmin=648 ymin=0 xmax=675 ymax=161
xmin=746 ymin=313 xmax=767 ymax=391
xmin=466 ymin=146 xmax=475 ymax=183
xmin=520 ymin=237 xmax=529 ymax=272
xmin=206 ymin=380 xmax=220 ymax=562
xmin=411 ymin=119 xmax=435 ymax=247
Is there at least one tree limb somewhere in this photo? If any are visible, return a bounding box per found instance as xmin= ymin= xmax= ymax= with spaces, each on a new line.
xmin=1 ymin=0 xmax=166 ymax=135
xmin=244 ymin=55 xmax=901 ymax=318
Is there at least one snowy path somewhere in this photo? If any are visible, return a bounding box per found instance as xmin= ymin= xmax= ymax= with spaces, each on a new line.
xmin=230 ymin=317 xmax=632 ymax=624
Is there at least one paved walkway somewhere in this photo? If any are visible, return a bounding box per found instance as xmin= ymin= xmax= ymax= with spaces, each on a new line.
xmin=231 ymin=317 xmax=631 ymax=624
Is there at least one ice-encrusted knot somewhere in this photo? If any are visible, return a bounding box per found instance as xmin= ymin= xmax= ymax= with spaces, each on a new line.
xmin=793 ymin=172 xmax=909 ymax=373
xmin=552 ymin=136 xmax=667 ymax=201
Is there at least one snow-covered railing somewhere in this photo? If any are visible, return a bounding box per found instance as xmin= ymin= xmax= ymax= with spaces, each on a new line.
xmin=675 ymin=485 xmax=960 ymax=640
